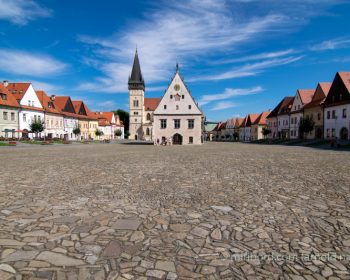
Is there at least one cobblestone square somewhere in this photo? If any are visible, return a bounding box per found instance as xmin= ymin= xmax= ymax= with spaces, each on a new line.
xmin=0 ymin=143 xmax=350 ymax=279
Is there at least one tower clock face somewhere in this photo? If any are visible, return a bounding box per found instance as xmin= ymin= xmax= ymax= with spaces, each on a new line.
xmin=174 ymin=84 xmax=180 ymax=91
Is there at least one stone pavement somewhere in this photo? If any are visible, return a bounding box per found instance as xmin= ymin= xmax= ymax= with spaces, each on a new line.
xmin=0 ymin=142 xmax=349 ymax=279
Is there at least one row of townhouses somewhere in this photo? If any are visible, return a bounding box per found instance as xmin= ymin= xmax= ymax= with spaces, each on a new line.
xmin=210 ymin=71 xmax=350 ymax=142
xmin=0 ymin=81 xmax=124 ymax=140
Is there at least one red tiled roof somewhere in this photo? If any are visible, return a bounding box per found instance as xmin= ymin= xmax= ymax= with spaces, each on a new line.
xmin=298 ymin=89 xmax=315 ymax=105
xmin=54 ymin=96 xmax=79 ymax=118
xmin=6 ymin=83 xmax=30 ymax=102
xmin=339 ymin=72 xmax=350 ymax=93
xmin=304 ymin=83 xmax=331 ymax=109
xmin=36 ymin=91 xmax=61 ymax=115
xmin=0 ymin=84 xmax=20 ymax=108
xmin=253 ymin=111 xmax=270 ymax=125
xmin=94 ymin=112 xmax=115 ymax=124
xmin=144 ymin=98 xmax=161 ymax=110
xmin=248 ymin=114 xmax=260 ymax=125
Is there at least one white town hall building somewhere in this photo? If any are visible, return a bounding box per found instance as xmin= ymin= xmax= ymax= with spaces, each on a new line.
xmin=128 ymin=50 xmax=203 ymax=145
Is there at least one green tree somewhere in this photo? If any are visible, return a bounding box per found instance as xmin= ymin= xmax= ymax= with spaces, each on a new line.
xmin=95 ymin=129 xmax=104 ymax=139
xmin=30 ymin=119 xmax=44 ymax=139
xmin=73 ymin=126 xmax=81 ymax=139
xmin=262 ymin=127 xmax=271 ymax=138
xmin=113 ymin=109 xmax=129 ymax=135
xmin=114 ymin=129 xmax=122 ymax=138
xmin=299 ymin=116 xmax=315 ymax=139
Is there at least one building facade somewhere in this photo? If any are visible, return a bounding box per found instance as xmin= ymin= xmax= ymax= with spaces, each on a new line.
xmin=323 ymin=72 xmax=350 ymax=140
xmin=0 ymin=83 xmax=20 ymax=138
xmin=277 ymin=97 xmax=294 ymax=139
xmin=251 ymin=111 xmax=270 ymax=141
xmin=128 ymin=51 xmax=203 ymax=145
xmin=303 ymin=83 xmax=331 ymax=140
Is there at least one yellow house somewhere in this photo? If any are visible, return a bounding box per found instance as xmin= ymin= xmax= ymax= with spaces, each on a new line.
xmin=85 ymin=106 xmax=98 ymax=140
xmin=73 ymin=101 xmax=90 ymax=140
xmin=303 ymin=83 xmax=331 ymax=139
xmin=251 ymin=111 xmax=270 ymax=141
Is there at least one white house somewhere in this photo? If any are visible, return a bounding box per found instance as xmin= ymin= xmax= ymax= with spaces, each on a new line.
xmin=323 ymin=72 xmax=350 ymax=140
xmin=7 ymin=83 xmax=45 ymax=139
xmin=289 ymin=89 xmax=314 ymax=139
xmin=54 ymin=96 xmax=79 ymax=141
xmin=153 ymin=65 xmax=203 ymax=145
xmin=277 ymin=97 xmax=294 ymax=139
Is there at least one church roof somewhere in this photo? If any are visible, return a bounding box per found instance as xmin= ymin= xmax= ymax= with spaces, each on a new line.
xmin=128 ymin=49 xmax=145 ymax=90
xmin=144 ymin=98 xmax=161 ymax=111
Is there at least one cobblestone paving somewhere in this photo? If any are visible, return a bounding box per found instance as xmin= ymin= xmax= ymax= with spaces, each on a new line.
xmin=0 ymin=143 xmax=350 ymax=280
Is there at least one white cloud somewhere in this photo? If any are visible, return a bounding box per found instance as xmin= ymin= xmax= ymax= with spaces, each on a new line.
xmin=199 ymin=86 xmax=263 ymax=106
xmin=310 ymin=37 xmax=350 ymax=51
xmin=210 ymin=101 xmax=238 ymax=111
xmin=191 ymin=56 xmax=303 ymax=82
xmin=0 ymin=49 xmax=67 ymax=77
xmin=77 ymin=0 xmax=290 ymax=93
xmin=0 ymin=0 xmax=51 ymax=25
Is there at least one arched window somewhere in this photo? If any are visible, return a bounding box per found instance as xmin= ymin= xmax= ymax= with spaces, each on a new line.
xmin=146 ymin=113 xmax=151 ymax=121
xmin=146 ymin=128 xmax=150 ymax=136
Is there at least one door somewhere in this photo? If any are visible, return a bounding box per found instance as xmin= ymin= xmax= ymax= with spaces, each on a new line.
xmin=173 ymin=133 xmax=183 ymax=145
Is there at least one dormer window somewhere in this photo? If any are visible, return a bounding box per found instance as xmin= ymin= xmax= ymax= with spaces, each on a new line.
xmin=164 ymin=105 xmax=167 ymax=109
xmin=48 ymin=102 xmax=53 ymax=108
xmin=0 ymin=93 xmax=7 ymax=100
xmin=189 ymin=105 xmax=191 ymax=109
xmin=28 ymin=100 xmax=31 ymax=106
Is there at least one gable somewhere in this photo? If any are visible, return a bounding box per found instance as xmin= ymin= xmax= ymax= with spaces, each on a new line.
xmin=154 ymin=72 xmax=202 ymax=115
xmin=291 ymin=91 xmax=304 ymax=112
xmin=324 ymin=72 xmax=350 ymax=106
xmin=64 ymin=98 xmax=76 ymax=113
xmin=20 ymin=84 xmax=43 ymax=108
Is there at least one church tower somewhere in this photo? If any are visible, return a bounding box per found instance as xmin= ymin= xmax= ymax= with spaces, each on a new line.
xmin=128 ymin=49 xmax=145 ymax=140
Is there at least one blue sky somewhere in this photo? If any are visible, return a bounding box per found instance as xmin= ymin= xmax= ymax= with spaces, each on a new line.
xmin=0 ymin=0 xmax=350 ymax=121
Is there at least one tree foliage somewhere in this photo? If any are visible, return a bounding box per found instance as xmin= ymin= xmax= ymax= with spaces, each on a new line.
xmin=115 ymin=129 xmax=122 ymax=137
xmin=95 ymin=129 xmax=104 ymax=137
xmin=113 ymin=109 xmax=129 ymax=134
xmin=262 ymin=127 xmax=271 ymax=136
xmin=30 ymin=119 xmax=44 ymax=136
xmin=73 ymin=126 xmax=81 ymax=136
xmin=299 ymin=116 xmax=315 ymax=138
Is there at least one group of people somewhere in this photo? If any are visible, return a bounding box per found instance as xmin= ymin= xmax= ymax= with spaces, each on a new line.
xmin=155 ymin=137 xmax=172 ymax=146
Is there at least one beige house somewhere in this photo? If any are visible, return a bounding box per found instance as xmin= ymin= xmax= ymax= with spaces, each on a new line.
xmin=0 ymin=83 xmax=20 ymax=138
xmin=303 ymin=83 xmax=331 ymax=139
xmin=153 ymin=65 xmax=203 ymax=145
xmin=73 ymin=101 xmax=90 ymax=140
xmin=251 ymin=111 xmax=270 ymax=141
xmin=36 ymin=91 xmax=65 ymax=139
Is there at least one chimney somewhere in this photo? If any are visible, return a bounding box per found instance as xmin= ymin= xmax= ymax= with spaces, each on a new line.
xmin=3 ymin=80 xmax=8 ymax=87
xmin=50 ymin=95 xmax=56 ymax=101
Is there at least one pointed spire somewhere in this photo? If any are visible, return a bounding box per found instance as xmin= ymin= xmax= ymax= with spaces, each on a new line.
xmin=128 ymin=48 xmax=145 ymax=90
xmin=176 ymin=62 xmax=179 ymax=73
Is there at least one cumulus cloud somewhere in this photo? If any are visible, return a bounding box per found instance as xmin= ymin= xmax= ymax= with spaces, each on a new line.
xmin=0 ymin=49 xmax=67 ymax=76
xmin=0 ymin=0 xmax=52 ymax=25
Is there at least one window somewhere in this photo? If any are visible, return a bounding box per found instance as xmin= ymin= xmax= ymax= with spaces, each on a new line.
xmin=188 ymin=119 xmax=194 ymax=129
xmin=0 ymin=93 xmax=7 ymax=100
xmin=176 ymin=105 xmax=179 ymax=110
xmin=189 ymin=105 xmax=191 ymax=110
xmin=182 ymin=95 xmax=184 ymax=99
xmin=170 ymin=95 xmax=173 ymax=99
xmin=343 ymin=108 xmax=347 ymax=118
xmin=23 ymin=114 xmax=27 ymax=122
xmin=160 ymin=119 xmax=167 ymax=129
xmin=332 ymin=110 xmax=336 ymax=119
xmin=332 ymin=128 xmax=336 ymax=137
xmin=146 ymin=113 xmax=151 ymax=121
xmin=3 ymin=111 xmax=8 ymax=120
xmin=133 ymin=112 xmax=138 ymax=115
xmin=146 ymin=128 xmax=150 ymax=136
xmin=164 ymin=105 xmax=167 ymax=109
xmin=48 ymin=102 xmax=53 ymax=108
xmin=317 ymin=113 xmax=321 ymax=121
xmin=326 ymin=129 xmax=330 ymax=138
xmin=133 ymin=100 xmax=139 ymax=107
xmin=11 ymin=112 xmax=15 ymax=121
xmin=28 ymin=100 xmax=31 ymax=106
xmin=327 ymin=111 xmax=330 ymax=119
xmin=189 ymin=136 xmax=193 ymax=144
xmin=174 ymin=119 xmax=180 ymax=129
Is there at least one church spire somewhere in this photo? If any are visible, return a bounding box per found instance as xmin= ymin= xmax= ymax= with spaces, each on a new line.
xmin=128 ymin=49 xmax=145 ymax=90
